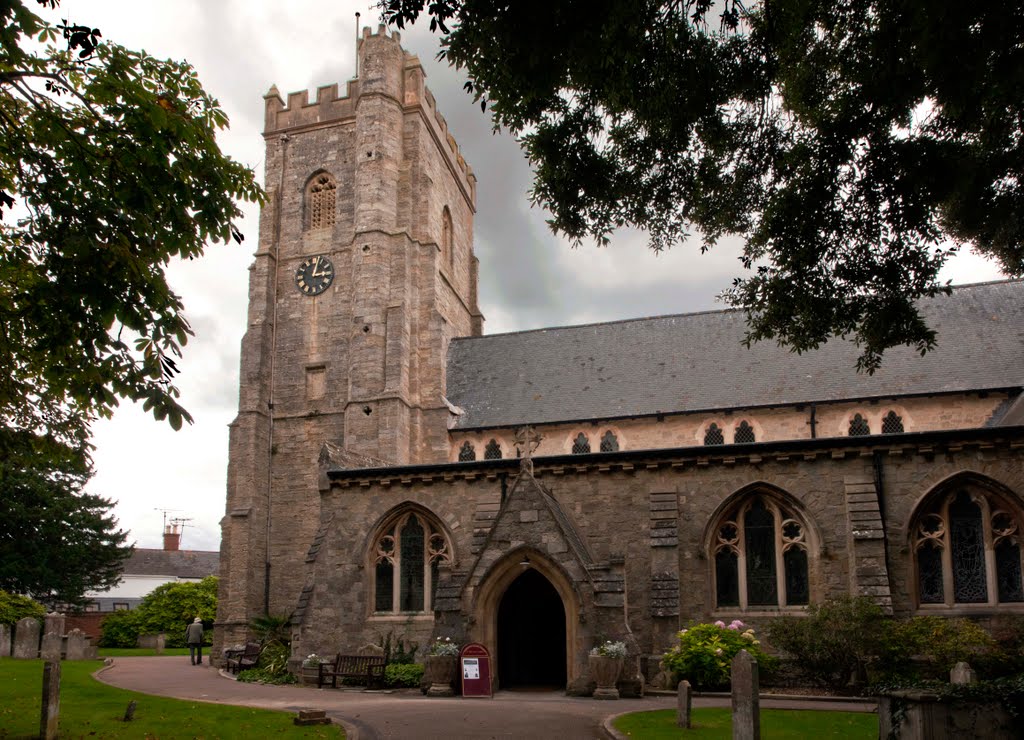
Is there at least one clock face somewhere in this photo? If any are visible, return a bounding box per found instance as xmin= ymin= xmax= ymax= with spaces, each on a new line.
xmin=295 ymin=255 xmax=334 ymax=296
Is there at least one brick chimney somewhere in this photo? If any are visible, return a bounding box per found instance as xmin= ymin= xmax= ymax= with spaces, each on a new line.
xmin=163 ymin=524 xmax=181 ymax=551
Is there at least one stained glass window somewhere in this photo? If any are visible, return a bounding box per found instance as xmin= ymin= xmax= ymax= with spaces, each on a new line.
xmin=950 ymin=492 xmax=988 ymax=603
xmin=308 ymin=174 xmax=337 ymax=230
xmin=734 ymin=421 xmax=755 ymax=444
xmin=745 ymin=500 xmax=778 ymax=606
xmin=400 ymin=516 xmax=425 ymax=611
xmin=848 ymin=413 xmax=870 ymax=436
xmin=917 ymin=542 xmax=944 ymax=604
xmin=715 ymin=550 xmax=740 ymax=607
xmin=458 ymin=441 xmax=476 ymax=461
xmin=704 ymin=423 xmax=725 ymax=446
xmin=881 ymin=410 xmax=904 ymax=434
xmin=484 ymin=439 xmax=502 ymax=460
xmin=372 ymin=510 xmax=451 ymax=614
xmin=572 ymin=433 xmax=591 ymax=454
xmin=600 ymin=430 xmax=619 ymax=452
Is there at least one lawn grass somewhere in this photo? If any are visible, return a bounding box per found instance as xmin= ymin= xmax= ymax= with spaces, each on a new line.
xmin=0 ymin=658 xmax=343 ymax=739
xmin=613 ymin=708 xmax=876 ymax=739
xmin=97 ymin=647 xmax=190 ymax=657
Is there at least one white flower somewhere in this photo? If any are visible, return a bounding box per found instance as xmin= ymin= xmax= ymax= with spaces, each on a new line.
xmin=714 ymin=648 xmax=723 ymax=655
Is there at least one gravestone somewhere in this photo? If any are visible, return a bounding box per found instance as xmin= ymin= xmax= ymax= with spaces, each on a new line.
xmin=138 ymin=633 xmax=166 ymax=653
xmin=731 ymin=649 xmax=760 ymax=740
xmin=40 ymin=660 xmax=61 ymax=740
xmin=0 ymin=623 xmax=10 ymax=657
xmin=677 ymin=680 xmax=692 ymax=729
xmin=40 ymin=632 xmax=62 ymax=662
xmin=951 ymin=662 xmax=977 ymax=685
xmin=65 ymin=629 xmax=88 ymax=661
xmin=13 ymin=617 xmax=40 ymax=659
xmin=44 ymin=612 xmax=65 ymax=637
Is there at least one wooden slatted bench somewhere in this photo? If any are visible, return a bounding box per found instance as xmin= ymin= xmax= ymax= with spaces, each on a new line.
xmin=317 ymin=653 xmax=386 ymax=689
xmin=225 ymin=642 xmax=260 ymax=674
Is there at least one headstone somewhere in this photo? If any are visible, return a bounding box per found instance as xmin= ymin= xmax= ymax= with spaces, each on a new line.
xmin=137 ymin=633 xmax=166 ymax=653
xmin=40 ymin=660 xmax=61 ymax=740
xmin=731 ymin=649 xmax=760 ymax=740
xmin=677 ymin=680 xmax=692 ymax=729
xmin=65 ymin=629 xmax=88 ymax=661
xmin=294 ymin=709 xmax=331 ymax=726
xmin=40 ymin=632 xmax=62 ymax=662
xmin=44 ymin=612 xmax=65 ymax=637
xmin=0 ymin=623 xmax=10 ymax=657
xmin=950 ymin=661 xmax=977 ymax=685
xmin=13 ymin=617 xmax=40 ymax=659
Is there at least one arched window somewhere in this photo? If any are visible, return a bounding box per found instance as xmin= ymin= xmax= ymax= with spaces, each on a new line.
xmin=734 ymin=421 xmax=755 ymax=444
xmin=848 ymin=413 xmax=870 ymax=436
xmin=704 ymin=423 xmax=725 ymax=446
xmin=712 ymin=494 xmax=810 ymax=609
xmin=881 ymin=410 xmax=904 ymax=434
xmin=458 ymin=441 xmax=476 ymax=462
xmin=307 ymin=173 xmax=337 ymax=230
xmin=441 ymin=206 xmax=453 ymax=269
xmin=600 ymin=430 xmax=619 ymax=452
xmin=483 ymin=439 xmax=502 ymax=460
xmin=571 ymin=433 xmax=591 ymax=454
xmin=373 ymin=510 xmax=451 ymax=614
xmin=912 ymin=485 xmax=1024 ymax=607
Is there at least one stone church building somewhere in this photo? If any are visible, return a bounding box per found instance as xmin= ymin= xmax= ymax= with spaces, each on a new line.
xmin=215 ymin=26 xmax=1024 ymax=691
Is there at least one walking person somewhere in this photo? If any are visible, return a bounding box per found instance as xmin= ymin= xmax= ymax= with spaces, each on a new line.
xmin=186 ymin=617 xmax=204 ymax=665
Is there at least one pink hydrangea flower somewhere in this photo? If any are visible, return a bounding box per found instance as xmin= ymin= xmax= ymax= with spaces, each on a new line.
xmin=714 ymin=620 xmax=726 ymax=627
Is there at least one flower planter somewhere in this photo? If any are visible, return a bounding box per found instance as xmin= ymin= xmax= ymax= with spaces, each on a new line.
xmin=589 ymin=654 xmax=624 ymax=700
xmin=424 ymin=654 xmax=458 ymax=697
xmin=300 ymin=665 xmax=321 ymax=685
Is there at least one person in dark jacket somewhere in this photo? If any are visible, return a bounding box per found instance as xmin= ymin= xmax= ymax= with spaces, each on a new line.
xmin=185 ymin=617 xmax=204 ymax=665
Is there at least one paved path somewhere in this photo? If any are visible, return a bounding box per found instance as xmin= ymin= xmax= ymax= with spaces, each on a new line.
xmin=96 ymin=657 xmax=875 ymax=739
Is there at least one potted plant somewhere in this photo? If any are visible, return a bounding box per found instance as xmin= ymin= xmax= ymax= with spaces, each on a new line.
xmin=589 ymin=640 xmax=627 ymax=699
xmin=301 ymin=653 xmax=328 ymax=685
xmin=424 ymin=637 xmax=460 ymax=697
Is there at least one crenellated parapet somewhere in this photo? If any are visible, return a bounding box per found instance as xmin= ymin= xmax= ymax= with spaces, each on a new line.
xmin=262 ymin=24 xmax=476 ymax=206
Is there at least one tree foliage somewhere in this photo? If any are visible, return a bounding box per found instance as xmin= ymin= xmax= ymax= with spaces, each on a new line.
xmin=0 ymin=0 xmax=262 ymax=452
xmin=99 ymin=575 xmax=218 ymax=648
xmin=0 ymin=589 xmax=46 ymax=626
xmin=382 ymin=0 xmax=1023 ymax=370
xmin=0 ymin=433 xmax=130 ymax=607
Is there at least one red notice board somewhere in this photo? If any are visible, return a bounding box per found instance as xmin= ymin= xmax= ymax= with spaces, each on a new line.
xmin=460 ymin=642 xmax=492 ymax=698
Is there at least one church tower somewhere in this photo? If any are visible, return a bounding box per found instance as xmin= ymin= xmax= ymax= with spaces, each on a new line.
xmin=216 ymin=25 xmax=482 ymax=647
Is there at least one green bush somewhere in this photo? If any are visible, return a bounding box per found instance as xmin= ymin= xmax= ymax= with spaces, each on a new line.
xmin=662 ymin=620 xmax=776 ymax=690
xmin=96 ymin=608 xmax=143 ymax=648
xmin=766 ymin=596 xmax=888 ymax=689
xmin=0 ymin=590 xmax=45 ymax=626
xmin=99 ymin=576 xmax=217 ymax=648
xmin=237 ymin=666 xmax=298 ymax=685
xmin=878 ymin=616 xmax=998 ymax=681
xmin=385 ymin=662 xmax=425 ymax=688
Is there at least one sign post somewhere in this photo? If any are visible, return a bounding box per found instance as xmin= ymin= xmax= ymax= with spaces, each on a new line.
xmin=460 ymin=643 xmax=492 ymax=698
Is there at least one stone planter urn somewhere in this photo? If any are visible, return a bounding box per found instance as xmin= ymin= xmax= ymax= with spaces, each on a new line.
xmin=301 ymin=664 xmax=321 ymax=686
xmin=589 ymin=654 xmax=624 ymax=699
xmin=424 ymin=655 xmax=458 ymax=697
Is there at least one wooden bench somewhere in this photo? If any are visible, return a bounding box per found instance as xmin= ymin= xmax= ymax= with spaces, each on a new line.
xmin=317 ymin=653 xmax=386 ymax=689
xmin=225 ymin=642 xmax=260 ymax=674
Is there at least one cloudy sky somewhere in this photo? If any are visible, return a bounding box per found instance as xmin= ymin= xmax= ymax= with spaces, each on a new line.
xmin=52 ymin=0 xmax=1005 ymax=552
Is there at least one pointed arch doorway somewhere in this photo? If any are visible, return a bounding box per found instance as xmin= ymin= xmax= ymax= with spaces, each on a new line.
xmin=497 ymin=568 xmax=567 ymax=689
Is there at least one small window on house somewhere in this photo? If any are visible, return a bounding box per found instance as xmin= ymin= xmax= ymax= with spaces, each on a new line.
xmin=308 ymin=173 xmax=337 ymax=230
xmin=483 ymin=439 xmax=502 ymax=460
xmin=734 ymin=420 xmax=755 ymax=444
xmin=600 ymin=430 xmax=619 ymax=452
xmin=113 ymin=602 xmax=129 ymax=611
xmin=458 ymin=441 xmax=476 ymax=461
xmin=572 ymin=433 xmax=591 ymax=454
xmin=84 ymin=602 xmax=99 ymax=612
xmin=704 ymin=423 xmax=725 ymax=446
xmin=848 ymin=413 xmax=870 ymax=436
xmin=881 ymin=410 xmax=904 ymax=434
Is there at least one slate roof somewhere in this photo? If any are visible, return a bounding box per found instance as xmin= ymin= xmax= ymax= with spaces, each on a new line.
xmin=446 ymin=280 xmax=1024 ymax=430
xmin=122 ymin=549 xmax=220 ymax=579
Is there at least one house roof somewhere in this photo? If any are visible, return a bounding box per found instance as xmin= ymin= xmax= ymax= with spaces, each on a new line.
xmin=445 ymin=280 xmax=1024 ymax=430
xmin=122 ymin=549 xmax=220 ymax=579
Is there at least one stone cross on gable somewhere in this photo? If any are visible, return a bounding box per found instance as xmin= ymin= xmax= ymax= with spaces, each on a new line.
xmin=514 ymin=425 xmax=543 ymax=475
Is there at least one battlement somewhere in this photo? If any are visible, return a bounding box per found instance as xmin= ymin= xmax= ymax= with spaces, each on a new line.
xmin=263 ymin=24 xmax=475 ymax=204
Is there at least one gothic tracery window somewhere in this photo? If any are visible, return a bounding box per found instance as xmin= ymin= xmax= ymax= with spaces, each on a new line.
xmin=734 ymin=420 xmax=756 ymax=444
xmin=848 ymin=413 xmax=871 ymax=436
xmin=912 ymin=486 xmax=1024 ymax=607
xmin=483 ymin=439 xmax=502 ymax=460
xmin=308 ymin=173 xmax=337 ymax=230
xmin=704 ymin=423 xmax=725 ymax=446
xmin=712 ymin=494 xmax=810 ymax=609
xmin=600 ymin=430 xmax=619 ymax=452
xmin=458 ymin=441 xmax=476 ymax=462
xmin=881 ymin=410 xmax=905 ymax=434
xmin=373 ymin=511 xmax=452 ymax=614
xmin=572 ymin=433 xmax=591 ymax=454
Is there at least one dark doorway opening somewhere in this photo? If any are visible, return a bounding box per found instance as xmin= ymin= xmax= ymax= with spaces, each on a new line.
xmin=497 ymin=567 xmax=567 ymax=689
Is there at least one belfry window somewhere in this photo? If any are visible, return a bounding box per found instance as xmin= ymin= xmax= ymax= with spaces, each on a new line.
xmin=913 ymin=486 xmax=1024 ymax=607
xmin=848 ymin=413 xmax=870 ymax=436
xmin=881 ymin=410 xmax=904 ymax=434
xmin=600 ymin=430 xmax=619 ymax=452
xmin=712 ymin=495 xmax=810 ymax=609
xmin=734 ymin=421 xmax=755 ymax=444
xmin=308 ymin=173 xmax=337 ymax=230
xmin=373 ymin=511 xmax=451 ymax=614
xmin=704 ymin=423 xmax=725 ymax=446
xmin=458 ymin=441 xmax=476 ymax=462
xmin=572 ymin=433 xmax=591 ymax=454
xmin=483 ymin=439 xmax=502 ymax=460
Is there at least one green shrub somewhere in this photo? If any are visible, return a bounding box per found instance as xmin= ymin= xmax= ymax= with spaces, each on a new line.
xmin=0 ymin=590 xmax=45 ymax=626
xmin=879 ymin=616 xmax=998 ymax=681
xmin=237 ymin=667 xmax=297 ymax=685
xmin=99 ymin=576 xmax=217 ymax=648
xmin=766 ymin=596 xmax=887 ymax=689
xmin=96 ymin=608 xmax=143 ymax=648
xmin=662 ymin=620 xmax=776 ymax=690
xmin=385 ymin=662 xmax=425 ymax=688
xmin=378 ymin=629 xmax=418 ymax=664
